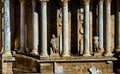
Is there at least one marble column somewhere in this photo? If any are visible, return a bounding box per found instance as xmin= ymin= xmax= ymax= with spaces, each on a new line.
xmin=31 ymin=0 xmax=39 ymax=55
xmin=116 ymin=0 xmax=120 ymax=52
xmin=3 ymin=0 xmax=12 ymax=56
xmin=83 ymin=0 xmax=91 ymax=56
xmin=19 ymin=0 xmax=26 ymax=53
xmin=98 ymin=0 xmax=104 ymax=53
xmin=39 ymin=0 xmax=49 ymax=57
xmin=104 ymin=0 xmax=113 ymax=56
xmin=61 ymin=0 xmax=70 ymax=57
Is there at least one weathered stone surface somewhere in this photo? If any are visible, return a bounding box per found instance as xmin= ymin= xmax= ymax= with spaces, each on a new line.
xmin=0 ymin=0 xmax=119 ymax=74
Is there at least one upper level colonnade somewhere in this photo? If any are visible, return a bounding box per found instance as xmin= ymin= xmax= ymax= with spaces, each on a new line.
xmin=0 ymin=0 xmax=120 ymax=58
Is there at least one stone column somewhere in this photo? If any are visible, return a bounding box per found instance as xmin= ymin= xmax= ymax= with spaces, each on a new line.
xmin=2 ymin=0 xmax=15 ymax=74
xmin=61 ymin=0 xmax=70 ymax=57
xmin=98 ymin=0 xmax=104 ymax=53
xmin=3 ymin=0 xmax=12 ymax=57
xmin=83 ymin=0 xmax=91 ymax=56
xmin=116 ymin=0 xmax=120 ymax=53
xmin=31 ymin=0 xmax=39 ymax=55
xmin=104 ymin=0 xmax=113 ymax=56
xmin=19 ymin=0 xmax=26 ymax=53
xmin=39 ymin=0 xmax=49 ymax=57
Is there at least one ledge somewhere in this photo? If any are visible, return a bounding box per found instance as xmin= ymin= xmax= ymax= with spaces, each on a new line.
xmin=14 ymin=54 xmax=117 ymax=63
xmin=2 ymin=56 xmax=15 ymax=62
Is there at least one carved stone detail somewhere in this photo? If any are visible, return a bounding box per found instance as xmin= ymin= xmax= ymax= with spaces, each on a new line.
xmin=89 ymin=66 xmax=102 ymax=74
xmin=77 ymin=9 xmax=84 ymax=55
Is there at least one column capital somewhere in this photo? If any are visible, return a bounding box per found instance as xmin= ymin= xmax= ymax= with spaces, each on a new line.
xmin=61 ymin=0 xmax=70 ymax=5
xmin=98 ymin=0 xmax=104 ymax=4
xmin=19 ymin=0 xmax=25 ymax=2
xmin=83 ymin=0 xmax=90 ymax=5
xmin=32 ymin=0 xmax=36 ymax=5
xmin=39 ymin=0 xmax=49 ymax=5
xmin=105 ymin=0 xmax=111 ymax=5
xmin=61 ymin=0 xmax=70 ymax=2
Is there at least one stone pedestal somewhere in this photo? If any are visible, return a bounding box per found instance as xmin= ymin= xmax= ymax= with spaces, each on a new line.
xmin=38 ymin=57 xmax=116 ymax=74
xmin=2 ymin=56 xmax=15 ymax=74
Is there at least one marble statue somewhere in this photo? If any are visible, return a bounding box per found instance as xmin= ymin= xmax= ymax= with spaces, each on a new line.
xmin=50 ymin=34 xmax=59 ymax=56
xmin=93 ymin=36 xmax=99 ymax=53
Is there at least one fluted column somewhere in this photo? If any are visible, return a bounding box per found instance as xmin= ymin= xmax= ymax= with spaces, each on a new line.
xmin=39 ymin=0 xmax=49 ymax=57
xmin=31 ymin=0 xmax=39 ymax=55
xmin=61 ymin=0 xmax=70 ymax=57
xmin=98 ymin=0 xmax=104 ymax=53
xmin=3 ymin=0 xmax=12 ymax=56
xmin=19 ymin=0 xmax=26 ymax=53
xmin=104 ymin=0 xmax=113 ymax=56
xmin=116 ymin=0 xmax=120 ymax=53
xmin=83 ymin=0 xmax=91 ymax=56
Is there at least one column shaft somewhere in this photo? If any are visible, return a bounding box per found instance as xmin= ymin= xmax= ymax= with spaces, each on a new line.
xmin=98 ymin=0 xmax=104 ymax=52
xmin=31 ymin=0 xmax=39 ymax=55
xmin=3 ymin=0 xmax=12 ymax=56
xmin=61 ymin=1 xmax=70 ymax=57
xmin=40 ymin=1 xmax=48 ymax=57
xmin=104 ymin=0 xmax=113 ymax=56
xmin=83 ymin=0 xmax=91 ymax=56
xmin=20 ymin=0 xmax=26 ymax=52
xmin=118 ymin=5 xmax=120 ymax=47
xmin=116 ymin=0 xmax=120 ymax=52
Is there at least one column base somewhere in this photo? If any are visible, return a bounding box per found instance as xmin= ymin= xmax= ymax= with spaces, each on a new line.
xmin=30 ymin=48 xmax=39 ymax=55
xmin=83 ymin=51 xmax=91 ymax=57
xmin=99 ymin=48 xmax=104 ymax=53
xmin=2 ymin=50 xmax=12 ymax=57
xmin=18 ymin=48 xmax=25 ymax=53
xmin=2 ymin=56 xmax=15 ymax=74
xmin=61 ymin=52 xmax=70 ymax=57
xmin=104 ymin=52 xmax=113 ymax=56
xmin=40 ymin=52 xmax=49 ymax=58
xmin=115 ymin=47 xmax=120 ymax=53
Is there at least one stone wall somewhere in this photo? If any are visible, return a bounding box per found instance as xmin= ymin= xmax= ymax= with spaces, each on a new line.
xmin=40 ymin=62 xmax=114 ymax=74
xmin=12 ymin=55 xmax=116 ymax=74
xmin=0 ymin=0 xmax=119 ymax=74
